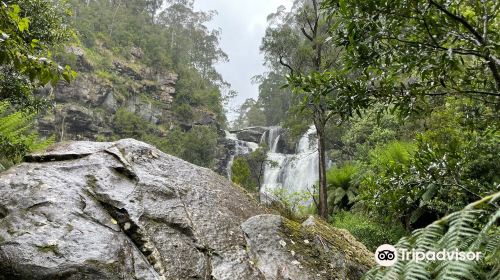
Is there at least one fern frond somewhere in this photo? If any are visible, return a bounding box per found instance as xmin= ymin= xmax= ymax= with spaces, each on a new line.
xmin=364 ymin=192 xmax=500 ymax=280
xmin=439 ymin=210 xmax=482 ymax=250
xmin=0 ymin=101 xmax=53 ymax=164
xmin=434 ymin=260 xmax=480 ymax=280
xmin=403 ymin=260 xmax=431 ymax=280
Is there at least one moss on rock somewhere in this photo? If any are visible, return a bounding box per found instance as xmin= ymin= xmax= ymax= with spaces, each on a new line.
xmin=281 ymin=216 xmax=375 ymax=279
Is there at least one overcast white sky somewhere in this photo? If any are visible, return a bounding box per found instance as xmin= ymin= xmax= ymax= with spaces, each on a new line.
xmin=194 ymin=0 xmax=293 ymax=121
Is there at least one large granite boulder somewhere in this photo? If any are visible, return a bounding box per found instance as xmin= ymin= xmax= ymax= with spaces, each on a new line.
xmin=0 ymin=139 xmax=373 ymax=279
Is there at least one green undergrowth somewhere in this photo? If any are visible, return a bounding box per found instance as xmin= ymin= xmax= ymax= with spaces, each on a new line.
xmin=330 ymin=211 xmax=407 ymax=251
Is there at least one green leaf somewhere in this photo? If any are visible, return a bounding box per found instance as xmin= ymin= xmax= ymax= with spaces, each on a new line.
xmin=421 ymin=184 xmax=438 ymax=203
xmin=17 ymin=18 xmax=30 ymax=32
xmin=30 ymin=39 xmax=39 ymax=48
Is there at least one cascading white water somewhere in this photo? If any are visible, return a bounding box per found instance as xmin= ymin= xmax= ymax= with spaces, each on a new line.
xmin=261 ymin=125 xmax=320 ymax=196
xmin=225 ymin=125 xmax=324 ymax=201
xmin=225 ymin=131 xmax=259 ymax=178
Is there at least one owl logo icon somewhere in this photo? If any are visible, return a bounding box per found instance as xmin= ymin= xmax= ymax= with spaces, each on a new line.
xmin=375 ymin=244 xmax=398 ymax=266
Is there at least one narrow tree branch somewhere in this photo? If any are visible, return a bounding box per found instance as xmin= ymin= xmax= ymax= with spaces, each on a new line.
xmin=455 ymin=89 xmax=500 ymax=97
xmin=486 ymin=55 xmax=500 ymax=90
xmin=383 ymin=36 xmax=482 ymax=57
xmin=301 ymin=27 xmax=314 ymax=42
xmin=428 ymin=0 xmax=484 ymax=44
xmin=306 ymin=186 xmax=319 ymax=209
xmin=279 ymin=55 xmax=294 ymax=74
xmin=427 ymin=0 xmax=500 ymax=88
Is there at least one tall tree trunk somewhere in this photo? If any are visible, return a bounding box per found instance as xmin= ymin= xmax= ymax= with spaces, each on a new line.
xmin=316 ymin=122 xmax=328 ymax=219
xmin=108 ymin=0 xmax=122 ymax=37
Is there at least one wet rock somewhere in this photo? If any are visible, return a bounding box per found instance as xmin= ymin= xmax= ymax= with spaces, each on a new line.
xmin=56 ymin=104 xmax=102 ymax=139
xmin=130 ymin=46 xmax=144 ymax=59
xmin=125 ymin=95 xmax=164 ymax=125
xmin=273 ymin=132 xmax=295 ymax=154
xmin=0 ymin=139 xmax=264 ymax=280
xmin=233 ymin=127 xmax=268 ymax=143
xmin=54 ymin=74 xmax=103 ymax=105
xmin=0 ymin=140 xmax=373 ymax=279
xmin=157 ymin=72 xmax=178 ymax=88
xmin=65 ymin=46 xmax=92 ymax=71
xmin=113 ymin=61 xmax=142 ymax=80
xmin=241 ymin=214 xmax=374 ymax=280
xmin=195 ymin=114 xmax=217 ymax=126
xmin=40 ymin=62 xmax=179 ymax=141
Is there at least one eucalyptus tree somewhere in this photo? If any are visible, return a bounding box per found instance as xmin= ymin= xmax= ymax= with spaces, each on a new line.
xmin=261 ymin=0 xmax=353 ymax=218
xmin=323 ymin=0 xmax=500 ymax=112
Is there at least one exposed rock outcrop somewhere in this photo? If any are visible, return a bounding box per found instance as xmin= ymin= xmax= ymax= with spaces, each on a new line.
xmin=0 ymin=140 xmax=373 ymax=279
xmin=242 ymin=215 xmax=374 ymax=280
xmin=231 ymin=127 xmax=268 ymax=143
xmin=39 ymin=47 xmax=179 ymax=142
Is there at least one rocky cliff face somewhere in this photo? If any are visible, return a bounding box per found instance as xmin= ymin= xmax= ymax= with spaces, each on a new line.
xmin=38 ymin=46 xmax=179 ymax=141
xmin=0 ymin=139 xmax=373 ymax=279
xmin=36 ymin=45 xmax=233 ymax=176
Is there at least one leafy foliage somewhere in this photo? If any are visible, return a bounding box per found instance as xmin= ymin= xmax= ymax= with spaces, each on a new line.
xmin=69 ymin=0 xmax=229 ymax=122
xmin=330 ymin=104 xmax=408 ymax=162
xmin=359 ymin=100 xmax=499 ymax=231
xmin=364 ymin=192 xmax=500 ymax=280
xmin=267 ymin=187 xmax=312 ymax=221
xmin=0 ymin=1 xmax=73 ymax=169
xmin=231 ymin=146 xmax=274 ymax=193
xmin=0 ymin=102 xmax=53 ymax=168
xmin=231 ymin=157 xmax=254 ymax=191
xmin=331 ymin=211 xmax=406 ymax=251
xmin=232 ymin=98 xmax=266 ymax=129
xmin=326 ymin=162 xmax=360 ymax=211
xmin=0 ymin=0 xmax=76 ymax=110
xmin=113 ymin=108 xmax=218 ymax=168
xmin=249 ymin=1 xmax=498 ymax=278
xmin=323 ymin=0 xmax=500 ymax=113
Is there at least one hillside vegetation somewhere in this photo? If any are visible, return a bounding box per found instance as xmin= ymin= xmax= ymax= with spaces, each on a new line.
xmin=1 ymin=0 xmax=232 ymax=169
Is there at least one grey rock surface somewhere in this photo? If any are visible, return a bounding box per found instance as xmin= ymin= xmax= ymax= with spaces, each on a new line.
xmin=232 ymin=127 xmax=268 ymax=143
xmin=39 ymin=48 xmax=179 ymax=142
xmin=0 ymin=139 xmax=264 ymax=280
xmin=241 ymin=214 xmax=374 ymax=280
xmin=0 ymin=140 xmax=373 ymax=279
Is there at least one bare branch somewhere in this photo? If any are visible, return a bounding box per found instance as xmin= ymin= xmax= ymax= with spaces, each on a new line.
xmin=301 ymin=27 xmax=314 ymax=42
xmin=306 ymin=186 xmax=319 ymax=209
xmin=278 ymin=55 xmax=294 ymax=74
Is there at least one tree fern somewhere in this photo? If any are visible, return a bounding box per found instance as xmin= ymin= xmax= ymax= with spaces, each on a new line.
xmin=365 ymin=192 xmax=500 ymax=280
xmin=0 ymin=101 xmax=53 ymax=167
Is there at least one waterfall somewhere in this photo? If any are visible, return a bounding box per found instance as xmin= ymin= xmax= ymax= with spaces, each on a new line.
xmin=267 ymin=126 xmax=281 ymax=150
xmin=261 ymin=125 xmax=319 ymax=196
xmin=225 ymin=125 xmax=324 ymax=201
xmin=224 ymin=131 xmax=259 ymax=178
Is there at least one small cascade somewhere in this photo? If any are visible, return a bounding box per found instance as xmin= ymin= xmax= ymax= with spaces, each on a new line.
xmin=267 ymin=126 xmax=281 ymax=150
xmin=225 ymin=125 xmax=326 ymax=202
xmin=224 ymin=131 xmax=259 ymax=178
xmin=261 ymin=125 xmax=320 ymax=196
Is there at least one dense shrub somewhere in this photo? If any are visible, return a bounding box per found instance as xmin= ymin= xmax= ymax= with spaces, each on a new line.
xmin=331 ymin=211 xmax=406 ymax=251
xmin=326 ymin=162 xmax=360 ymax=212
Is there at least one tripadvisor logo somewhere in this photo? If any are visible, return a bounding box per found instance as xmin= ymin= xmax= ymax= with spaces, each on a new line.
xmin=375 ymin=244 xmax=483 ymax=267
xmin=375 ymin=244 xmax=397 ymax=266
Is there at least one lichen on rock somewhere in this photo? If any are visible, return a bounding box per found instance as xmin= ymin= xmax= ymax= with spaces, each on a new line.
xmin=241 ymin=214 xmax=374 ymax=280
